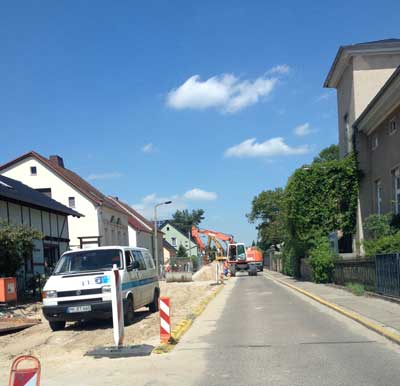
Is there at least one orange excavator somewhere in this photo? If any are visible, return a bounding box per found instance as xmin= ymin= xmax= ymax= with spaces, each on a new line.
xmin=191 ymin=226 xmax=234 ymax=263
xmin=192 ymin=226 xmax=261 ymax=276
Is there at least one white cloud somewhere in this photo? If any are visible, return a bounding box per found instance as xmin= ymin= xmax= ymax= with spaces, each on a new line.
xmin=224 ymin=137 xmax=310 ymax=158
xmin=183 ymin=188 xmax=217 ymax=201
xmin=87 ymin=172 xmax=123 ymax=181
xmin=267 ymin=64 xmax=290 ymax=75
xmin=293 ymin=123 xmax=313 ymax=137
xmin=132 ymin=188 xmax=218 ymax=219
xmin=166 ymin=66 xmax=290 ymax=113
xmin=142 ymin=143 xmax=155 ymax=153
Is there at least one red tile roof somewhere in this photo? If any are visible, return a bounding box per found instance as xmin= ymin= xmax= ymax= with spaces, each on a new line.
xmin=0 ymin=151 xmax=126 ymax=215
xmin=108 ymin=196 xmax=163 ymax=234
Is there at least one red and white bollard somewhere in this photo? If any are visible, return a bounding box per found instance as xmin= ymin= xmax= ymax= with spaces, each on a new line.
xmin=159 ymin=296 xmax=171 ymax=343
xmin=9 ymin=355 xmax=41 ymax=386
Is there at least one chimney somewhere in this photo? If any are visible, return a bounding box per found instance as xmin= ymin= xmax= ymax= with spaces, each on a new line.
xmin=49 ymin=155 xmax=65 ymax=168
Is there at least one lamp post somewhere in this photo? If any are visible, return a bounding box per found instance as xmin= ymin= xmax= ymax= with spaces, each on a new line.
xmin=153 ymin=201 xmax=172 ymax=277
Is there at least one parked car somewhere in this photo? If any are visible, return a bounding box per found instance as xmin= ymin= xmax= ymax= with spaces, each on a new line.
xmin=42 ymin=246 xmax=160 ymax=331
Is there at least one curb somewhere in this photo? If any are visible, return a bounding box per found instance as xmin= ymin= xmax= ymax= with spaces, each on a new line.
xmin=153 ymin=283 xmax=225 ymax=354
xmin=264 ymin=272 xmax=400 ymax=346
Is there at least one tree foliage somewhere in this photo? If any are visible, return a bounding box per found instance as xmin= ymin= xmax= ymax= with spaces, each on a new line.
xmin=177 ymin=244 xmax=187 ymax=257
xmin=170 ymin=209 xmax=205 ymax=234
xmin=0 ymin=222 xmax=43 ymax=277
xmin=285 ymin=154 xmax=358 ymax=251
xmin=247 ymin=188 xmax=286 ymax=250
xmin=248 ymin=144 xmax=359 ymax=281
xmin=313 ymin=144 xmax=339 ymax=163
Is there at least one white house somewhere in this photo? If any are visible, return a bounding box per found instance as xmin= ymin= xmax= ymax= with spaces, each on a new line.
xmin=108 ymin=196 xmax=164 ymax=263
xmin=0 ymin=151 xmax=129 ymax=249
xmin=0 ymin=175 xmax=81 ymax=285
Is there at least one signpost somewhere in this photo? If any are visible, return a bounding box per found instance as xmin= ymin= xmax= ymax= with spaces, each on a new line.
xmin=111 ymin=264 xmax=124 ymax=347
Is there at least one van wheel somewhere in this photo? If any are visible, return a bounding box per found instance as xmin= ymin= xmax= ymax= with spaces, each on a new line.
xmin=49 ymin=321 xmax=66 ymax=331
xmin=124 ymin=296 xmax=135 ymax=325
xmin=149 ymin=290 xmax=159 ymax=313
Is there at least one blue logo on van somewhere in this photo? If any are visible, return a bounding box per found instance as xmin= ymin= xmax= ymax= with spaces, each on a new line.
xmin=95 ymin=276 xmax=110 ymax=284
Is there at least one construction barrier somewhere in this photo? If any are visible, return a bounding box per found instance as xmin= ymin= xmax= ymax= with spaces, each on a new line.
xmin=9 ymin=355 xmax=40 ymax=386
xmin=159 ymin=297 xmax=170 ymax=343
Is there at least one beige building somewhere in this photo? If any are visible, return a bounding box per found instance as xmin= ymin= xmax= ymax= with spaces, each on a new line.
xmin=324 ymin=39 xmax=400 ymax=158
xmin=353 ymin=67 xmax=400 ymax=224
xmin=325 ymin=39 xmax=400 ymax=252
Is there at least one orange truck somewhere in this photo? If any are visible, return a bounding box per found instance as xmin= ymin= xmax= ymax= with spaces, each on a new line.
xmin=245 ymin=246 xmax=264 ymax=272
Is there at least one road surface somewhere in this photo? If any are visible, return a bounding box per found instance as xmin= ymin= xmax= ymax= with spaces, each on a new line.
xmin=181 ymin=273 xmax=400 ymax=386
xmin=40 ymin=273 xmax=400 ymax=385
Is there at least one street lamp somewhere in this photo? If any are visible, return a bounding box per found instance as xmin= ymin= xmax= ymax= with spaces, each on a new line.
xmin=153 ymin=201 xmax=172 ymax=277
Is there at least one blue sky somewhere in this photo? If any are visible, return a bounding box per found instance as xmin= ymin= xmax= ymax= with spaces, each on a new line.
xmin=1 ymin=1 xmax=400 ymax=244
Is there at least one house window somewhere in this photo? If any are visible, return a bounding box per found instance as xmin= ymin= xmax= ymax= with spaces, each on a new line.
xmin=171 ymin=237 xmax=177 ymax=247
xmin=375 ymin=180 xmax=382 ymax=215
xmin=166 ymin=226 xmax=170 ymax=231
xmin=394 ymin=168 xmax=400 ymax=215
xmin=371 ymin=135 xmax=379 ymax=150
xmin=30 ymin=166 xmax=37 ymax=176
xmin=68 ymin=197 xmax=76 ymax=208
xmin=389 ymin=119 xmax=397 ymax=135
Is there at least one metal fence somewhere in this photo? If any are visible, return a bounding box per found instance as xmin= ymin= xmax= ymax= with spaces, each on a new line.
xmin=375 ymin=253 xmax=400 ymax=297
xmin=333 ymin=258 xmax=376 ymax=290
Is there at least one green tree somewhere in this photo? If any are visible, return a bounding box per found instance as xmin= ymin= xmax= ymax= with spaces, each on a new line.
xmin=177 ymin=244 xmax=187 ymax=257
xmin=0 ymin=222 xmax=43 ymax=277
xmin=313 ymin=144 xmax=339 ymax=164
xmin=247 ymin=188 xmax=286 ymax=250
xmin=170 ymin=209 xmax=205 ymax=234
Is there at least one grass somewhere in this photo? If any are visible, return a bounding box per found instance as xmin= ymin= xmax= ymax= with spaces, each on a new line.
xmin=345 ymin=282 xmax=365 ymax=296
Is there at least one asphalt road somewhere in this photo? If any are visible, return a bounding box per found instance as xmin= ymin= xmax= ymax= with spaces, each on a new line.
xmin=187 ymin=273 xmax=400 ymax=386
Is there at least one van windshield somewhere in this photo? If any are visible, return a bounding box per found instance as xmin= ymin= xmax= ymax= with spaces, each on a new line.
xmin=54 ymin=249 xmax=123 ymax=274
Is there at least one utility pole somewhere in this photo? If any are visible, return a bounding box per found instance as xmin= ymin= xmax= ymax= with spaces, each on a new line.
xmin=153 ymin=201 xmax=172 ymax=277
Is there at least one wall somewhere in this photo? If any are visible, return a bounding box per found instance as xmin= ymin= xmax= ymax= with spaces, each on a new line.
xmin=336 ymin=61 xmax=355 ymax=158
xmin=358 ymin=104 xmax=400 ymax=225
xmin=1 ymin=157 xmax=99 ymax=248
xmin=98 ymin=205 xmax=129 ymax=247
xmin=353 ymin=54 xmax=400 ymax=117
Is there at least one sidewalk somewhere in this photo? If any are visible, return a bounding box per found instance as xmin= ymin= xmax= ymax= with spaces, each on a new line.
xmin=265 ymin=270 xmax=400 ymax=335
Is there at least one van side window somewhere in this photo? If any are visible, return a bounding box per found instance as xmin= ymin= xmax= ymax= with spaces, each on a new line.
xmin=143 ymin=251 xmax=155 ymax=269
xmin=132 ymin=250 xmax=146 ymax=270
xmin=125 ymin=250 xmax=133 ymax=269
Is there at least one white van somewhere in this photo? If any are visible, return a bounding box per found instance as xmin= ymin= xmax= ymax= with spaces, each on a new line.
xmin=42 ymin=246 xmax=160 ymax=331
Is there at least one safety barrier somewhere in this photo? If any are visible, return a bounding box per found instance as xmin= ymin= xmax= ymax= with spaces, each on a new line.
xmin=159 ymin=297 xmax=171 ymax=343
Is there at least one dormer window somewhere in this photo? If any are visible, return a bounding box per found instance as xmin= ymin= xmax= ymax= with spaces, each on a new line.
xmin=30 ymin=166 xmax=37 ymax=176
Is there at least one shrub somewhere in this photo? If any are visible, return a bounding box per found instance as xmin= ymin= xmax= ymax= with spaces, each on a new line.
xmin=363 ymin=231 xmax=400 ymax=256
xmin=363 ymin=214 xmax=393 ymax=239
xmin=345 ymin=282 xmax=365 ymax=296
xmin=308 ymin=236 xmax=335 ymax=283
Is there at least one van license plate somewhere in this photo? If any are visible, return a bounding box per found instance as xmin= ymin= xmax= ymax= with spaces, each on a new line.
xmin=67 ymin=305 xmax=91 ymax=313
